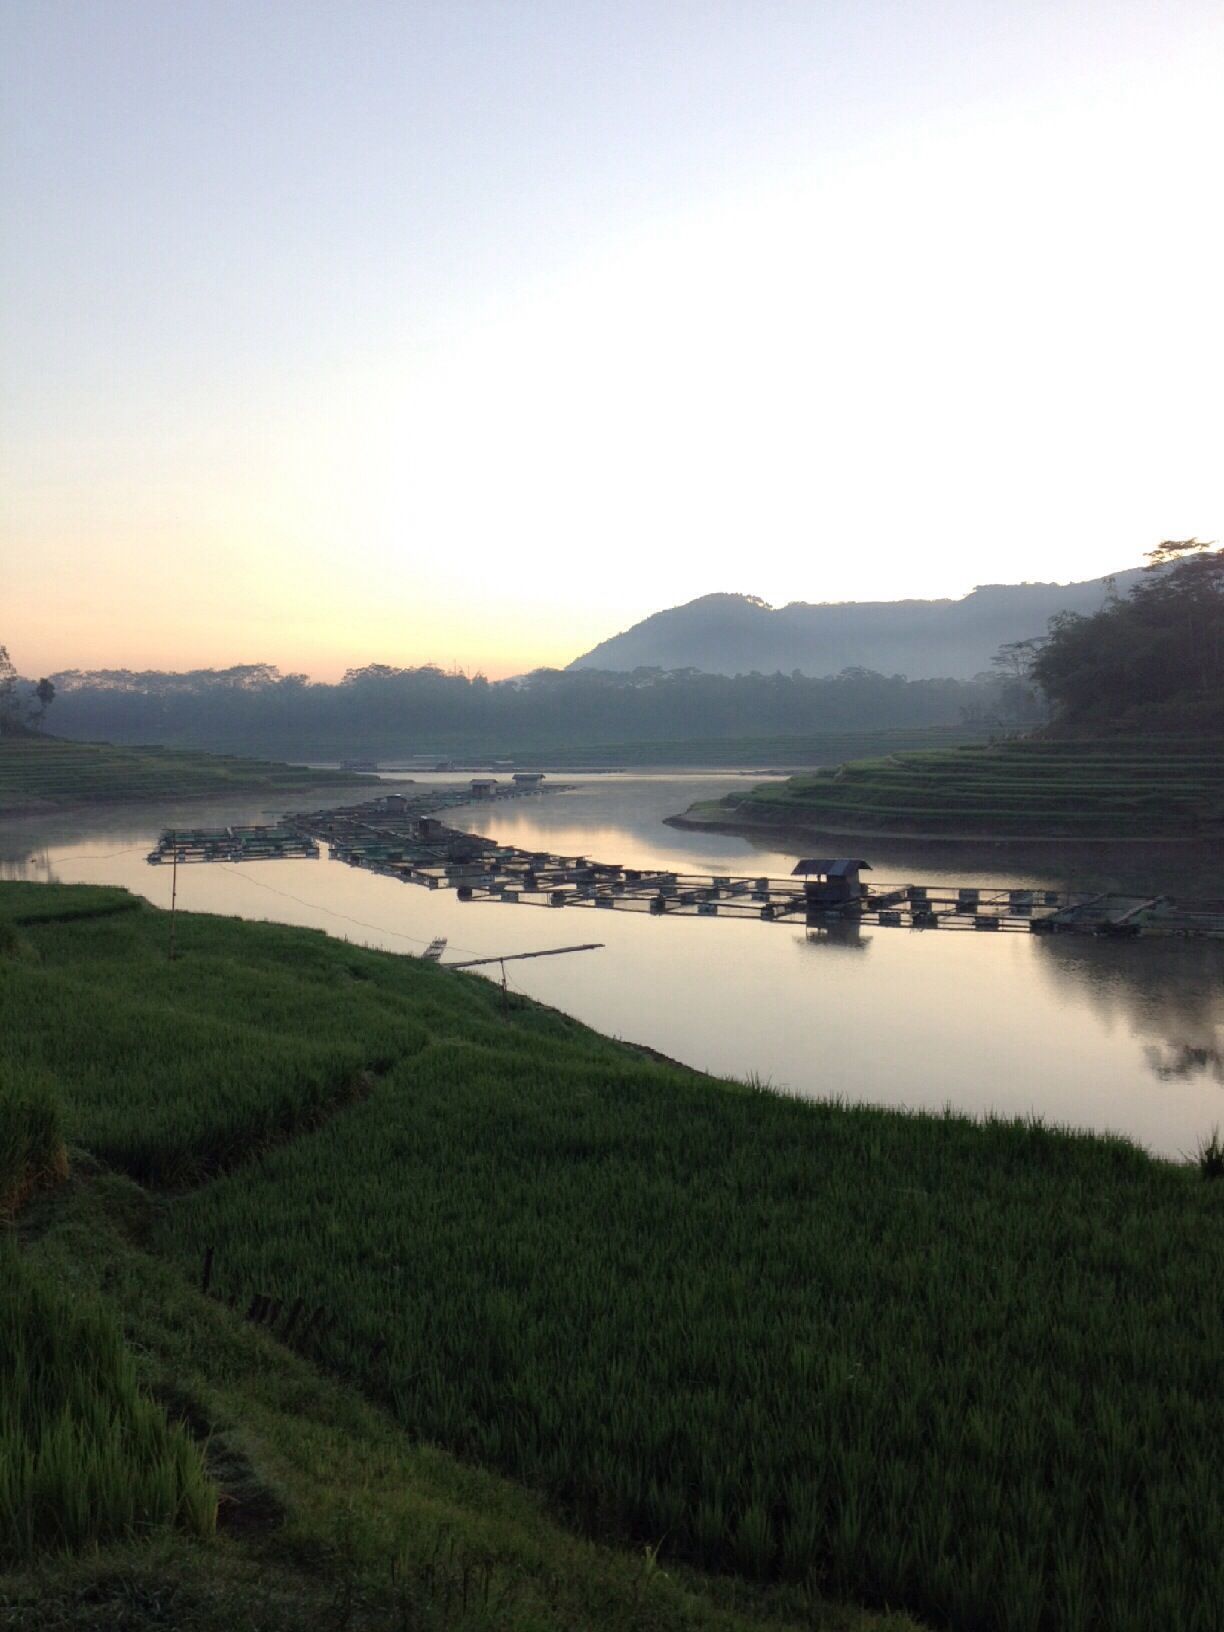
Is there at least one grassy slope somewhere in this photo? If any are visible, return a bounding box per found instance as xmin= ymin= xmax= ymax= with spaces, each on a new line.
xmin=3 ymin=887 xmax=1222 ymax=1631
xmin=0 ymin=734 xmax=374 ymax=813
xmin=697 ymin=737 xmax=1224 ymax=838
xmin=0 ymin=886 xmax=912 ymax=1632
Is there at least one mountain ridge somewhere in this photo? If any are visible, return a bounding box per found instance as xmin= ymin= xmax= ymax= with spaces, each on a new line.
xmin=568 ymin=569 xmax=1143 ymax=679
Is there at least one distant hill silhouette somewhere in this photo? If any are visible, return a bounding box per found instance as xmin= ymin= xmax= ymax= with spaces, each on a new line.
xmin=568 ymin=571 xmax=1144 ymax=679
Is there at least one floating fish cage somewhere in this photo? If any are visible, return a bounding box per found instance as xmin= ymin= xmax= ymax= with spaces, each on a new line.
xmin=147 ymin=825 xmax=319 ymax=864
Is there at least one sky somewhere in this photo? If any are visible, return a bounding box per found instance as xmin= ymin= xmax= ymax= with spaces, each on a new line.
xmin=3 ymin=1 xmax=1223 ymax=681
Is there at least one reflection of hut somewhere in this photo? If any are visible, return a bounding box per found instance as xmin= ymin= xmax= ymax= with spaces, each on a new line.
xmin=791 ymin=858 xmax=871 ymax=908
xmin=512 ymin=771 xmax=545 ymax=787
xmin=469 ymin=777 xmax=498 ymax=798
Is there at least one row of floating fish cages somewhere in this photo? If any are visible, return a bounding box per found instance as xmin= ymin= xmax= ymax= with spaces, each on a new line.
xmin=290 ymin=780 xmax=572 ymax=830
xmin=146 ymin=795 xmax=1224 ymax=939
xmin=147 ymin=825 xmax=320 ymax=864
xmin=446 ymin=871 xmax=1138 ymax=932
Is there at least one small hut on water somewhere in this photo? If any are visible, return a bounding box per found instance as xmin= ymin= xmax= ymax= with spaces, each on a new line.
xmin=791 ymin=858 xmax=871 ymax=908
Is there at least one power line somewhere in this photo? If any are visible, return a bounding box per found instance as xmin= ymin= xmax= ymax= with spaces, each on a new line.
xmin=55 ymin=843 xmax=146 ymax=861
xmin=210 ymin=862 xmax=481 ymax=955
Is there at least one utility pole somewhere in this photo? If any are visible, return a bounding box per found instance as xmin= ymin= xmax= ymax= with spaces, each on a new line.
xmin=168 ymin=831 xmax=179 ymax=961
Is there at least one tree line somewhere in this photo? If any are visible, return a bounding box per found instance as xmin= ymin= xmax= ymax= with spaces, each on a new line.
xmin=27 ymin=662 xmax=1009 ymax=758
xmin=0 ymin=648 xmax=54 ymax=735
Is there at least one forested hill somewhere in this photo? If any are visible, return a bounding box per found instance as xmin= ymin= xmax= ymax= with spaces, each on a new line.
xmin=1032 ymin=541 xmax=1224 ymax=734
xmin=570 ymin=571 xmax=1142 ymax=679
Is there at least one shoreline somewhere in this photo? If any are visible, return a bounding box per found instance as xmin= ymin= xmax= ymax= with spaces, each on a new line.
xmin=0 ymin=778 xmax=380 ymax=824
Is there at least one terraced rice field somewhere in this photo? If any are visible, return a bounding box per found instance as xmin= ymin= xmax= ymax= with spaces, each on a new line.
xmin=0 ymin=735 xmax=371 ymax=812
xmin=508 ymin=725 xmax=990 ymax=767
xmin=6 ymin=885 xmax=1223 ymax=1632
xmin=731 ymin=737 xmax=1224 ymax=837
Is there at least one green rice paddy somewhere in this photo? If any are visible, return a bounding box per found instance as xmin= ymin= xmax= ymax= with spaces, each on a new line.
xmin=0 ymin=1044 xmax=214 ymax=1565
xmin=0 ymin=1069 xmax=64 ymax=1220
xmin=722 ymin=737 xmax=1224 ymax=837
xmin=4 ymin=882 xmax=1221 ymax=1632
xmin=0 ymin=734 xmax=373 ymax=813
xmin=0 ymin=1245 xmax=217 ymax=1565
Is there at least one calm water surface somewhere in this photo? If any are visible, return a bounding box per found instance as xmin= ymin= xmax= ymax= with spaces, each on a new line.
xmin=5 ymin=772 xmax=1223 ymax=1159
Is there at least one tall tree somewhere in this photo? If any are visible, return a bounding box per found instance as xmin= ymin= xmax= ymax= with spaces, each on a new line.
xmin=0 ymin=647 xmax=18 ymax=731
xmin=33 ymin=677 xmax=56 ymax=723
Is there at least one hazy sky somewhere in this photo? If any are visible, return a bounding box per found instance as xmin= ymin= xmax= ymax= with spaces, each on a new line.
xmin=4 ymin=1 xmax=1222 ymax=680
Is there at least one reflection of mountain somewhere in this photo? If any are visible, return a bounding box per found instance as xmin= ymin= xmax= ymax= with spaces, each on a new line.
xmin=1034 ymin=935 xmax=1224 ymax=1088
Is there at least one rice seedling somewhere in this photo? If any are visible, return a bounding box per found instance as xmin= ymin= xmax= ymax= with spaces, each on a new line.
xmin=157 ymin=1053 xmax=1224 ymax=1632
xmin=0 ymin=1243 xmax=216 ymax=1563
xmin=8 ymin=882 xmax=1224 ymax=1630
xmin=1195 ymin=1127 xmax=1224 ymax=1179
xmin=0 ymin=1069 xmax=67 ymax=1219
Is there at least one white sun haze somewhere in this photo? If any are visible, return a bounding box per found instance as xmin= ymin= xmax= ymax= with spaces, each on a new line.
xmin=3 ymin=0 xmax=1222 ymax=679
xmin=294 ymin=32 xmax=1224 ymax=666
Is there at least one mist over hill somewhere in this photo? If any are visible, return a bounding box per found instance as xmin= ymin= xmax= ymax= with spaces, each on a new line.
xmin=569 ymin=571 xmax=1143 ymax=679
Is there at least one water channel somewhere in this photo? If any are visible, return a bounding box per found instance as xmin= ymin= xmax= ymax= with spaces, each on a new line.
xmin=5 ymin=772 xmax=1223 ymax=1159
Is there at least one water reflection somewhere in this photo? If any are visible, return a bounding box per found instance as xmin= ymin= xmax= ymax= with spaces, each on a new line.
xmin=1 ymin=848 xmax=51 ymax=881
xmin=800 ymin=921 xmax=872 ymax=952
xmin=1033 ymin=934 xmax=1224 ymax=1092
xmin=1144 ymin=1044 xmax=1224 ymax=1085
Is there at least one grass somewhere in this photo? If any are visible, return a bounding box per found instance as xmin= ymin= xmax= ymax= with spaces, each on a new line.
xmin=5 ymin=1169 xmax=911 ymax=1632
xmin=0 ymin=916 xmax=68 ymax=1209
xmin=0 ymin=883 xmax=394 ymax=1186
xmin=715 ymin=736 xmax=1224 ymax=838
xmin=0 ymin=1066 xmax=66 ymax=1219
xmin=0 ymin=1056 xmax=213 ymax=1568
xmin=4 ymin=883 xmax=1223 ymax=1631
xmin=1196 ymin=1128 xmax=1224 ymax=1179
xmin=0 ymin=1240 xmax=217 ymax=1566
xmin=0 ymin=734 xmax=375 ymax=813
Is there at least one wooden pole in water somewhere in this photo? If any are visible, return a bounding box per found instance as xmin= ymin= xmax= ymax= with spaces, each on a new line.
xmin=168 ymin=831 xmax=179 ymax=961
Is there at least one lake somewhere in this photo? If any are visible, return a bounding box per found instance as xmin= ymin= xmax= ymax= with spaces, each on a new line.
xmin=5 ymin=772 xmax=1222 ymax=1159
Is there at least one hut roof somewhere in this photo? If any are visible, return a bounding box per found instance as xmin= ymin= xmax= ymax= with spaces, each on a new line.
xmin=791 ymin=858 xmax=872 ymax=877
